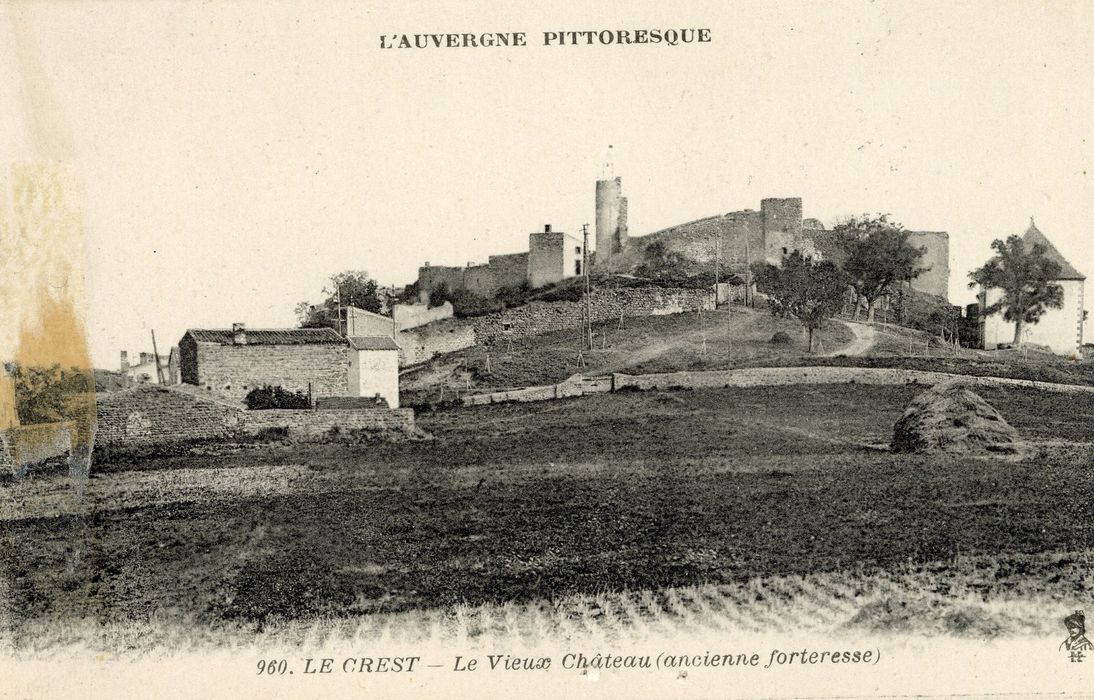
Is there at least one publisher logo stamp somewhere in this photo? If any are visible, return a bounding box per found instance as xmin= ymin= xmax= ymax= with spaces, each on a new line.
xmin=1061 ymin=610 xmax=1093 ymax=662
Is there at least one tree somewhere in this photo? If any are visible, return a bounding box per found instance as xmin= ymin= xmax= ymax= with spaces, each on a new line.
xmin=968 ymin=234 xmax=1063 ymax=346
xmin=296 ymin=270 xmax=382 ymax=329
xmin=6 ymin=362 xmax=93 ymax=425
xmin=753 ymin=252 xmax=849 ymax=352
xmin=832 ymin=214 xmax=926 ymax=322
xmin=635 ymin=240 xmax=713 ymax=288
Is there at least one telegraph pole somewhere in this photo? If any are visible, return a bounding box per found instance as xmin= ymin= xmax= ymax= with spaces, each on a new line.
xmin=336 ymin=284 xmax=344 ymax=336
xmin=715 ymin=233 xmax=721 ymax=308
xmin=743 ymin=223 xmax=753 ymax=306
xmin=582 ymin=222 xmax=593 ymax=350
xmin=150 ymin=329 xmax=165 ymax=384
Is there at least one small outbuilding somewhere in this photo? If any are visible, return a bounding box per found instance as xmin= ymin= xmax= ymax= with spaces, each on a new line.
xmin=347 ymin=336 xmax=401 ymax=408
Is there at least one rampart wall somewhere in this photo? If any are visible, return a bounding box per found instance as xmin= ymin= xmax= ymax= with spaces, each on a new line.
xmin=471 ymin=287 xmax=715 ymax=345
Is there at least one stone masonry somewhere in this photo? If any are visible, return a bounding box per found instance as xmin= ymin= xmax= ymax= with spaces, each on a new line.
xmin=472 ymin=287 xmax=714 ymax=345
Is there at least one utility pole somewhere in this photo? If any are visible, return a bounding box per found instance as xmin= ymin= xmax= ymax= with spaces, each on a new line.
xmin=743 ymin=226 xmax=752 ymax=307
xmin=150 ymin=329 xmax=165 ymax=384
xmin=581 ymin=222 xmax=593 ymax=350
xmin=714 ymin=232 xmax=721 ymax=308
xmin=336 ymin=284 xmax=344 ymax=336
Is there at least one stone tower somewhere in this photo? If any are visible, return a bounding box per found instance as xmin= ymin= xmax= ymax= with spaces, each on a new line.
xmin=594 ymin=146 xmax=628 ymax=264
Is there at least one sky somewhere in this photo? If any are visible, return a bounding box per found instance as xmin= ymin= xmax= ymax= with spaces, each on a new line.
xmin=2 ymin=1 xmax=1092 ymax=369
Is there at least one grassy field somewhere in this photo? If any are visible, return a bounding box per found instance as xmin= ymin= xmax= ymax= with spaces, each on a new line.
xmin=2 ymin=383 xmax=1092 ymax=649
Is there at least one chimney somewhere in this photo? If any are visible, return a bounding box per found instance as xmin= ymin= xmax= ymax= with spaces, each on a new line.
xmin=232 ymin=322 xmax=247 ymax=345
xmin=120 ymin=350 xmax=129 ymax=372
xmin=544 ymin=224 xmax=552 ymax=233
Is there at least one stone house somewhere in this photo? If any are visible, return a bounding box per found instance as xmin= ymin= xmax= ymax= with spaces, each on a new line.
xmin=178 ymin=323 xmax=402 ymax=406
xmin=178 ymin=324 xmax=351 ymax=403
xmin=978 ymin=221 xmax=1086 ymax=355
xmin=528 ymin=224 xmax=584 ymax=288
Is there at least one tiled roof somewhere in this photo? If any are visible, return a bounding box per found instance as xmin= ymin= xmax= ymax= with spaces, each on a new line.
xmin=1022 ymin=222 xmax=1086 ymax=280
xmin=347 ymin=336 xmax=401 ymax=351
xmin=185 ymin=328 xmax=346 ymax=345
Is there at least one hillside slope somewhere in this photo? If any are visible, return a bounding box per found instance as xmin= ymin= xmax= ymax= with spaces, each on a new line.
xmin=401 ymin=307 xmax=854 ymax=402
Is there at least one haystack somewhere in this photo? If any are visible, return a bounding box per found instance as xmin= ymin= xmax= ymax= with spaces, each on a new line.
xmin=891 ymin=381 xmax=1020 ymax=455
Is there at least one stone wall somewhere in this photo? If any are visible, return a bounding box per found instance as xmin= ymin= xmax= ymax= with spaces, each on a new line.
xmin=418 ymin=264 xmax=467 ymax=299
xmin=487 ymin=252 xmax=531 ymax=291
xmin=242 ymin=407 xmax=415 ymax=437
xmin=393 ymin=301 xmax=453 ymax=331
xmin=346 ymin=306 xmax=395 ymax=337
xmin=459 ymin=365 xmax=1094 ymax=408
xmin=610 ymin=367 xmax=1094 ymax=394
xmin=418 ymin=253 xmax=530 ymax=300
xmin=95 ymin=385 xmax=244 ymax=448
xmin=462 ymin=373 xmax=613 ymax=406
xmin=189 ymin=342 xmax=349 ymax=403
xmin=398 ymin=319 xmax=476 ymax=366
xmin=93 ymin=384 xmax=415 ymax=451
xmin=621 ymin=210 xmax=765 ymax=276
xmin=472 ymin=287 xmax=715 ymax=345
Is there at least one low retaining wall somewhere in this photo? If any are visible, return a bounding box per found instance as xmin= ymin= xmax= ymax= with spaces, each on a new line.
xmin=460 ymin=366 xmax=1094 ymax=407
xmin=462 ymin=374 xmax=614 ymax=406
xmin=96 ymin=385 xmax=243 ymax=448
xmin=243 ymin=408 xmax=415 ymax=437
xmin=94 ymin=384 xmax=415 ymax=451
xmin=611 ymin=367 xmax=1094 ymax=394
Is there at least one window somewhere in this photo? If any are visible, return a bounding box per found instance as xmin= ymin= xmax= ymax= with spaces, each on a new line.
xmin=575 ymin=261 xmax=582 ymax=275
xmin=575 ymin=247 xmax=582 ymax=255
xmin=782 ymin=247 xmax=788 ymax=255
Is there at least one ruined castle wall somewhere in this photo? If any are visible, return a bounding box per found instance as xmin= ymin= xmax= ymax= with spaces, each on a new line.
xmin=761 ymin=197 xmax=804 ymax=263
xmin=418 ymin=265 xmax=466 ymax=297
xmin=419 ymin=254 xmax=530 ymax=300
xmin=487 ymin=252 xmax=531 ymax=290
xmin=472 ymin=287 xmax=714 ymax=345
xmin=628 ymin=211 xmax=765 ymax=275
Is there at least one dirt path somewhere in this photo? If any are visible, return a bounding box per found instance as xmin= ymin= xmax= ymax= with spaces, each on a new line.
xmin=825 ymin=321 xmax=875 ymax=357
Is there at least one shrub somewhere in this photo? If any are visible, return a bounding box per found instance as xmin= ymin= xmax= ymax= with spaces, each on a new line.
xmin=533 ymin=281 xmax=585 ymax=303
xmin=771 ymin=331 xmax=794 ymax=345
xmin=252 ymin=426 xmax=290 ymax=441
xmin=245 ymin=385 xmax=311 ymax=410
